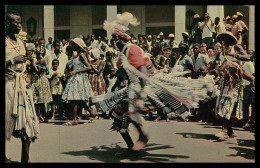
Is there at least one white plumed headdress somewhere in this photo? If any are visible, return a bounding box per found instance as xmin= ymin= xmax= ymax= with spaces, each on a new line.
xmin=103 ymin=12 xmax=140 ymax=39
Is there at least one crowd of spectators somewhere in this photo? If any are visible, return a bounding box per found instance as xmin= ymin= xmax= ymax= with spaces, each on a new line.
xmin=17 ymin=11 xmax=254 ymax=132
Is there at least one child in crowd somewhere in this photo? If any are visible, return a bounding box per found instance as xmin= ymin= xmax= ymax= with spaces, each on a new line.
xmin=31 ymin=59 xmax=53 ymax=122
xmin=47 ymin=59 xmax=64 ymax=120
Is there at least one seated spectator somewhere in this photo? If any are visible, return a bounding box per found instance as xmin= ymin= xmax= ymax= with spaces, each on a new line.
xmin=191 ymin=43 xmax=212 ymax=78
xmin=207 ymin=46 xmax=215 ymax=61
xmin=200 ymin=43 xmax=207 ymax=55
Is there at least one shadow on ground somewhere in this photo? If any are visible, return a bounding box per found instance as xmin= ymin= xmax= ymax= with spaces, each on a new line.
xmin=51 ymin=122 xmax=87 ymax=126
xmin=227 ymin=147 xmax=255 ymax=160
xmin=175 ymin=132 xmax=225 ymax=142
xmin=61 ymin=142 xmax=189 ymax=163
xmin=236 ymin=139 xmax=255 ymax=148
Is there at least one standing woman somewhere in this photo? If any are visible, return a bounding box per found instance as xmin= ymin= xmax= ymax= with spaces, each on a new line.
xmin=62 ymin=38 xmax=94 ymax=126
xmin=5 ymin=10 xmax=40 ymax=163
xmin=88 ymin=48 xmax=107 ymax=118
xmin=88 ymin=48 xmax=107 ymax=96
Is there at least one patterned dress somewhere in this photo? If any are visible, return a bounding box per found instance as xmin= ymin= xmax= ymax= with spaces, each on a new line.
xmin=215 ymin=59 xmax=244 ymax=120
xmin=62 ymin=56 xmax=94 ymax=100
xmin=31 ymin=72 xmax=53 ymax=104
xmin=88 ymin=59 xmax=106 ymax=96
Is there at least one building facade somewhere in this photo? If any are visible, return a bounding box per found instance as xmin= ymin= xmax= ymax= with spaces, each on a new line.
xmin=6 ymin=5 xmax=255 ymax=50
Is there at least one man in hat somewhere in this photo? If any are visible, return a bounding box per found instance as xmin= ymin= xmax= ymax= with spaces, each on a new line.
xmin=199 ymin=13 xmax=215 ymax=47
xmin=181 ymin=32 xmax=192 ymax=55
xmin=231 ymin=15 xmax=243 ymax=45
xmin=175 ymin=43 xmax=194 ymax=74
xmin=236 ymin=12 xmax=248 ymax=33
xmin=192 ymin=14 xmax=202 ymax=44
xmin=167 ymin=33 xmax=178 ymax=48
xmin=158 ymin=32 xmax=167 ymax=53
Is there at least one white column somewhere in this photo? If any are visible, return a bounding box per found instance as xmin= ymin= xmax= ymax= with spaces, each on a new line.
xmin=107 ymin=5 xmax=117 ymax=44
xmin=207 ymin=5 xmax=224 ymax=22
xmin=249 ymin=5 xmax=255 ymax=51
xmin=175 ymin=5 xmax=186 ymax=43
xmin=43 ymin=5 xmax=54 ymax=43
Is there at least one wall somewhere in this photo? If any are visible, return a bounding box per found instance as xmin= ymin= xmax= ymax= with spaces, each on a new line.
xmin=69 ymin=5 xmax=91 ymax=38
xmin=121 ymin=5 xmax=145 ymax=37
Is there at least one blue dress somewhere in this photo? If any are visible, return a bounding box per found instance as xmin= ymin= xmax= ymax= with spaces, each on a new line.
xmin=62 ymin=56 xmax=94 ymax=100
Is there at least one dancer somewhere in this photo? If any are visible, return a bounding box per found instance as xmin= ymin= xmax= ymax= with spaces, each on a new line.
xmin=214 ymin=32 xmax=254 ymax=139
xmin=5 ymin=10 xmax=40 ymax=163
xmin=104 ymin=12 xmax=149 ymax=151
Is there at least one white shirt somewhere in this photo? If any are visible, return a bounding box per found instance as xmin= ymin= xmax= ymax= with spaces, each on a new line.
xmin=191 ymin=53 xmax=212 ymax=72
xmin=199 ymin=21 xmax=214 ymax=39
xmin=45 ymin=51 xmax=68 ymax=75
xmin=61 ymin=44 xmax=68 ymax=54
xmin=243 ymin=61 xmax=255 ymax=86
xmin=90 ymin=40 xmax=98 ymax=49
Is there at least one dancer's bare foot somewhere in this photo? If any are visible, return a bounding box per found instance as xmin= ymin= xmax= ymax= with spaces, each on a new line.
xmin=131 ymin=136 xmax=149 ymax=151
xmin=153 ymin=117 xmax=159 ymax=122
xmin=63 ymin=120 xmax=78 ymax=126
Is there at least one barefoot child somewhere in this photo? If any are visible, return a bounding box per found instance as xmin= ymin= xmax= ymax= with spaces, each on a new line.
xmin=47 ymin=59 xmax=64 ymax=120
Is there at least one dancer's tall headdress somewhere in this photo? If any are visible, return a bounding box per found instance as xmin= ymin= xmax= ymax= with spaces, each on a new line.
xmin=103 ymin=12 xmax=140 ymax=40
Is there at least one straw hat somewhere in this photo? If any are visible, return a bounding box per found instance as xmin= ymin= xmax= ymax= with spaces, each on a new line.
xmin=236 ymin=12 xmax=243 ymax=17
xmin=232 ymin=15 xmax=237 ymax=19
xmin=216 ymin=31 xmax=237 ymax=45
xmin=168 ymin=33 xmax=175 ymax=38
xmin=182 ymin=32 xmax=189 ymax=38
xmin=159 ymin=32 xmax=164 ymax=36
xmin=172 ymin=45 xmax=179 ymax=49
xmin=179 ymin=43 xmax=189 ymax=51
xmin=226 ymin=16 xmax=231 ymax=20
xmin=148 ymin=35 xmax=152 ymax=39
xmin=71 ymin=38 xmax=86 ymax=50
